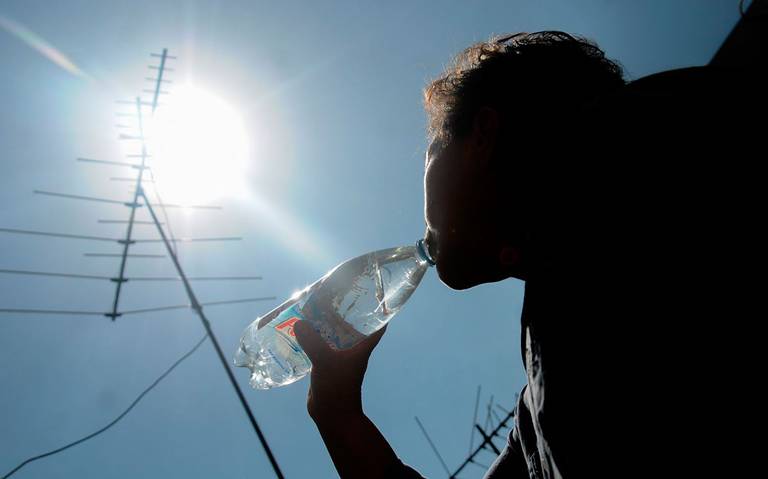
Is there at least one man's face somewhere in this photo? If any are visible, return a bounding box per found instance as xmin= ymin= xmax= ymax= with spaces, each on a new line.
xmin=424 ymin=135 xmax=517 ymax=290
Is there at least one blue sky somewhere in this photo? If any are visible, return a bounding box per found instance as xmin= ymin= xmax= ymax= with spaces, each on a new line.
xmin=0 ymin=1 xmax=739 ymax=478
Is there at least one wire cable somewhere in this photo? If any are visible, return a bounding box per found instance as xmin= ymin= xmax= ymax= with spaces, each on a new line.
xmin=1 ymin=334 xmax=209 ymax=479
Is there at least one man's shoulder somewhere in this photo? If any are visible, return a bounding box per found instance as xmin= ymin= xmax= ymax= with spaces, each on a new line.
xmin=626 ymin=65 xmax=740 ymax=92
xmin=587 ymin=65 xmax=764 ymax=121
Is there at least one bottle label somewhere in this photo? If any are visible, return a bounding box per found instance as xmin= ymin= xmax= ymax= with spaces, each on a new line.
xmin=275 ymin=316 xmax=300 ymax=338
xmin=274 ymin=304 xmax=305 ymax=346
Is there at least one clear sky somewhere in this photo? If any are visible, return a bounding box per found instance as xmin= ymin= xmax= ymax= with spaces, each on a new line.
xmin=0 ymin=1 xmax=739 ymax=478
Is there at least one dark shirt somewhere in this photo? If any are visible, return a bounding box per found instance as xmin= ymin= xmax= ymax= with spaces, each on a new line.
xmin=481 ymin=64 xmax=765 ymax=478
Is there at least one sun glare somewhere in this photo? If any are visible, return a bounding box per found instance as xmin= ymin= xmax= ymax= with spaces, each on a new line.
xmin=146 ymin=85 xmax=249 ymax=205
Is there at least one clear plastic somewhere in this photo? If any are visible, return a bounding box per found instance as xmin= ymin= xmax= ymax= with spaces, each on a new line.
xmin=234 ymin=240 xmax=434 ymax=389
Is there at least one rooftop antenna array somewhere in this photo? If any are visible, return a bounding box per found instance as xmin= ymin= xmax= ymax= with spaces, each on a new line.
xmin=0 ymin=49 xmax=284 ymax=478
xmin=415 ymin=386 xmax=517 ymax=479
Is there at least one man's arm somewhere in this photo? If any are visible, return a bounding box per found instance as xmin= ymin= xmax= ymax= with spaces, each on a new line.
xmin=294 ymin=321 xmax=424 ymax=478
xmin=311 ymin=410 xmax=423 ymax=478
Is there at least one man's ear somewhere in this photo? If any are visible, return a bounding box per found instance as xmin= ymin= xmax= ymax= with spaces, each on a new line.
xmin=471 ymin=107 xmax=500 ymax=155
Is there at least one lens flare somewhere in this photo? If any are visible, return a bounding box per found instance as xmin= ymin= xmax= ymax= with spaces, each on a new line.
xmin=146 ymin=85 xmax=250 ymax=205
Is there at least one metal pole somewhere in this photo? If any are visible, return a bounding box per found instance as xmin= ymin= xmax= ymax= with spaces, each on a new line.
xmin=109 ymin=97 xmax=149 ymax=320
xmin=139 ymin=188 xmax=285 ymax=479
xmin=414 ymin=416 xmax=451 ymax=477
xmin=468 ymin=385 xmax=481 ymax=455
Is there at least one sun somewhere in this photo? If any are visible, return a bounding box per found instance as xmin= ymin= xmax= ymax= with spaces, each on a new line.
xmin=146 ymin=85 xmax=249 ymax=205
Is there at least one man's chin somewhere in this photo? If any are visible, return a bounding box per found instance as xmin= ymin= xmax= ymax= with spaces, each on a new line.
xmin=437 ymin=264 xmax=515 ymax=290
xmin=437 ymin=266 xmax=484 ymax=291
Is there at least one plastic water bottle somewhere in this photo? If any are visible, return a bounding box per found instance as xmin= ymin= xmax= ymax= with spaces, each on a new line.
xmin=233 ymin=239 xmax=435 ymax=389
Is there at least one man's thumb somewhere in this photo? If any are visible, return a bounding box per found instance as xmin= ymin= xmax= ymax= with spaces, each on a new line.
xmin=294 ymin=320 xmax=330 ymax=364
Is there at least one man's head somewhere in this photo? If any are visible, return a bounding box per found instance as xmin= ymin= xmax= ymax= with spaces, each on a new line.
xmin=423 ymin=31 xmax=624 ymax=289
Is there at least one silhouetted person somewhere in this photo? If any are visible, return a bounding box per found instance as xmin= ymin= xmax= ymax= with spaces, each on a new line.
xmin=293 ymin=25 xmax=765 ymax=478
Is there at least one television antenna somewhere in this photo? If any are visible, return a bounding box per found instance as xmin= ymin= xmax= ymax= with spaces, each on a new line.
xmin=415 ymin=386 xmax=516 ymax=478
xmin=0 ymin=49 xmax=284 ymax=478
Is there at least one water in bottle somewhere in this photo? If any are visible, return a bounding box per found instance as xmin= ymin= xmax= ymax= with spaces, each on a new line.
xmin=233 ymin=239 xmax=435 ymax=389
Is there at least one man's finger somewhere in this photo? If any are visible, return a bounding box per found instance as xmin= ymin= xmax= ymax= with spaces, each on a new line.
xmin=294 ymin=320 xmax=331 ymax=364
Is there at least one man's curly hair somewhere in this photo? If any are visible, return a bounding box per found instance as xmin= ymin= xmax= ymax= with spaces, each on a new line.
xmin=424 ymin=31 xmax=625 ymax=143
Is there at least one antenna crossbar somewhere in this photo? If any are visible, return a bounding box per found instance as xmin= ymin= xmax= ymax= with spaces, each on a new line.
xmin=77 ymin=157 xmax=147 ymax=169
xmin=132 ymin=237 xmax=241 ymax=243
xmin=0 ymin=228 xmax=117 ymax=242
xmin=98 ymin=220 xmax=160 ymax=225
xmin=110 ymin=177 xmax=154 ymax=183
xmin=145 ymin=203 xmax=221 ymax=210
xmin=0 ymin=297 xmax=276 ymax=318
xmin=0 ymin=269 xmax=112 ymax=280
xmin=84 ymin=253 xmax=165 ymax=258
xmin=34 ymin=190 xmax=138 ymax=206
xmin=0 ymin=269 xmax=262 ymax=282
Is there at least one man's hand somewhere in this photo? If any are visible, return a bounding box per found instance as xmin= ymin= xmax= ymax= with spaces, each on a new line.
xmin=293 ymin=321 xmax=409 ymax=478
xmin=294 ymin=320 xmax=387 ymax=422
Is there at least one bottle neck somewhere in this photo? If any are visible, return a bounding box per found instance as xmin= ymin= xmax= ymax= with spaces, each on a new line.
xmin=416 ymin=238 xmax=436 ymax=267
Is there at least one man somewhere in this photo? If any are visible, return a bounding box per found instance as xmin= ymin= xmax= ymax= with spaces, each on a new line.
xmin=293 ymin=26 xmax=763 ymax=478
